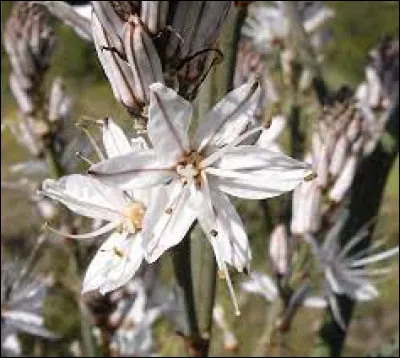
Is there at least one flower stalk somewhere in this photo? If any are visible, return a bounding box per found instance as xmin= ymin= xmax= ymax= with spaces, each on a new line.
xmin=311 ymin=40 xmax=399 ymax=356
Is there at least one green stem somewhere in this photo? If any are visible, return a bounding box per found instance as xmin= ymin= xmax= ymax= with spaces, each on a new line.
xmin=312 ymin=94 xmax=399 ymax=356
xmin=191 ymin=226 xmax=217 ymax=354
xmin=255 ymin=299 xmax=282 ymax=356
xmin=172 ymin=227 xmax=200 ymax=339
xmin=173 ymin=7 xmax=244 ymax=356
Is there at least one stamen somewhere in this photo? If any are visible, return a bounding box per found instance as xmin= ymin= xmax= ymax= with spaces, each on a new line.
xmin=304 ymin=171 xmax=317 ymax=181
xmin=78 ymin=125 xmax=105 ymax=161
xmin=43 ymin=221 xmax=118 ymax=240
xmin=76 ymin=151 xmax=94 ymax=166
xmin=113 ymin=247 xmax=124 ymax=258
xmin=210 ymin=229 xmax=218 ymax=237
xmin=200 ymin=126 xmax=263 ymax=168
xmin=211 ymin=236 xmax=241 ymax=316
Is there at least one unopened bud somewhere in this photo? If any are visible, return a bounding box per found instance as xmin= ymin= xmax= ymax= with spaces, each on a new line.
xmin=311 ymin=133 xmax=329 ymax=188
xmin=48 ymin=78 xmax=72 ymax=122
xmin=365 ymin=66 xmax=382 ymax=108
xmin=329 ymin=155 xmax=358 ymax=202
xmin=329 ymin=134 xmax=349 ymax=177
xmin=140 ymin=1 xmax=169 ymax=34
xmin=92 ymin=13 xmax=141 ymax=114
xmin=9 ymin=73 xmax=35 ymax=115
xmin=291 ymin=178 xmax=321 ymax=235
xmin=124 ymin=15 xmax=164 ymax=104
xmin=269 ymin=224 xmax=288 ymax=275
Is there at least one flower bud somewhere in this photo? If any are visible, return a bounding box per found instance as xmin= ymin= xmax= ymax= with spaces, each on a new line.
xmin=291 ymin=178 xmax=321 ymax=235
xmin=329 ymin=134 xmax=349 ymax=177
xmin=92 ymin=1 xmax=126 ymax=52
xmin=329 ymin=155 xmax=358 ymax=202
xmin=166 ymin=1 xmax=231 ymax=98
xmin=124 ymin=15 xmax=164 ymax=104
xmin=311 ymin=132 xmax=328 ymax=188
xmin=140 ymin=1 xmax=169 ymax=34
xmin=92 ymin=13 xmax=141 ymax=114
xmin=9 ymin=73 xmax=35 ymax=115
xmin=364 ymin=66 xmax=382 ymax=108
xmin=48 ymin=78 xmax=72 ymax=122
xmin=269 ymin=224 xmax=288 ymax=275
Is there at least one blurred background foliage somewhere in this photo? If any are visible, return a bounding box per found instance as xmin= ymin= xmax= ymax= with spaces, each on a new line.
xmin=1 ymin=1 xmax=399 ymax=356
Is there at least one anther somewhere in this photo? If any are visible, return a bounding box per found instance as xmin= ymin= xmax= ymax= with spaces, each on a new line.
xmin=304 ymin=171 xmax=318 ymax=182
xmin=210 ymin=229 xmax=218 ymax=237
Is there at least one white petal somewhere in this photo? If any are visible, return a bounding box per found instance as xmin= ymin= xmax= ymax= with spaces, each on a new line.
xmin=303 ymin=7 xmax=335 ymax=34
xmin=187 ymin=173 xmax=215 ymax=226
xmin=325 ymin=267 xmax=345 ymax=295
xmin=42 ymin=175 xmax=125 ymax=221
xmin=141 ymin=182 xmax=196 ymax=263
xmin=194 ymin=82 xmax=261 ymax=152
xmin=102 ymin=118 xmax=132 ymax=157
xmin=353 ymin=283 xmax=379 ymax=301
xmin=256 ymin=115 xmax=286 ymax=149
xmin=88 ymin=149 xmax=174 ymax=189
xmin=303 ymin=296 xmax=328 ymax=308
xmin=211 ymin=191 xmax=251 ymax=272
xmin=82 ymin=232 xmax=144 ymax=294
xmin=148 ymin=82 xmax=191 ymax=160
xmin=240 ymin=271 xmax=278 ymax=301
xmin=328 ymin=294 xmax=346 ymax=331
xmin=350 ymin=247 xmax=399 ymax=268
xmin=2 ymin=311 xmax=43 ymax=327
xmin=208 ymin=146 xmax=311 ymax=199
xmin=321 ymin=210 xmax=349 ymax=254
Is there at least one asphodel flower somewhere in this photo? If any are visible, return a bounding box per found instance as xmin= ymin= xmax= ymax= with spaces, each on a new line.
xmin=41 ymin=119 xmax=156 ymax=294
xmin=1 ymin=262 xmax=57 ymax=341
xmin=305 ymin=212 xmax=399 ymax=330
xmin=241 ymin=1 xmax=334 ymax=55
xmin=88 ymin=81 xmax=313 ymax=314
xmin=241 ymin=271 xmax=327 ymax=329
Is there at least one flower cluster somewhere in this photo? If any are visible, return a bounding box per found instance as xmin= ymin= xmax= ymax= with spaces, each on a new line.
xmin=42 ymin=80 xmax=312 ymax=314
xmin=1 ymin=261 xmax=57 ymax=356
xmin=4 ymin=1 xmax=55 ymax=116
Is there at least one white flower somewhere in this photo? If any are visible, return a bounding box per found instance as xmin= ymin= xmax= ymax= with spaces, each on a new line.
xmin=109 ymin=279 xmax=162 ymax=357
xmin=89 ymin=81 xmax=312 ymax=314
xmin=41 ymin=119 xmax=153 ymax=294
xmin=241 ymin=271 xmax=326 ymax=327
xmin=306 ymin=212 xmax=399 ymax=329
xmin=1 ymin=263 xmax=57 ymax=340
xmin=242 ymin=1 xmax=334 ymax=54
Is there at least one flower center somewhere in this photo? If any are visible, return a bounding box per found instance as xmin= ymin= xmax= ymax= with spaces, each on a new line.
xmin=176 ymin=151 xmax=204 ymax=185
xmin=122 ymin=201 xmax=146 ymax=231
